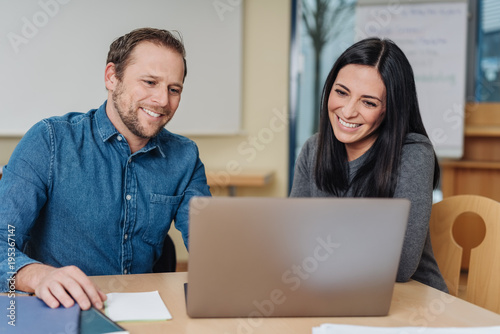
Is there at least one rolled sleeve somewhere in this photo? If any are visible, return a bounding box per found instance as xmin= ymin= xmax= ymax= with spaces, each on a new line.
xmin=0 ymin=122 xmax=52 ymax=291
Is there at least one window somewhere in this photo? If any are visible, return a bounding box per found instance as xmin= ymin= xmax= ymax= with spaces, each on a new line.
xmin=476 ymin=0 xmax=500 ymax=102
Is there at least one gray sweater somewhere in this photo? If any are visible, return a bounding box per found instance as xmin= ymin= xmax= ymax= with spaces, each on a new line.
xmin=290 ymin=133 xmax=448 ymax=292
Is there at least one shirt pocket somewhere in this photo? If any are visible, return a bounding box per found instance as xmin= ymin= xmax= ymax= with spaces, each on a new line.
xmin=142 ymin=193 xmax=184 ymax=246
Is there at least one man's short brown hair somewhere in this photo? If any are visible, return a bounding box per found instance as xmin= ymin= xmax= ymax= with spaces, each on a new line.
xmin=107 ymin=27 xmax=187 ymax=81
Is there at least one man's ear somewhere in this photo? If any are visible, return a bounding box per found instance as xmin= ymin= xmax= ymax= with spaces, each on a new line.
xmin=104 ymin=63 xmax=118 ymax=91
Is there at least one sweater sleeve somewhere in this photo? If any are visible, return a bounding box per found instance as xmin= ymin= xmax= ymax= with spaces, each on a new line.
xmin=393 ymin=136 xmax=435 ymax=282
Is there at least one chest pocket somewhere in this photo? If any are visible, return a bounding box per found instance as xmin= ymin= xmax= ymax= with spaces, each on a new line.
xmin=142 ymin=193 xmax=184 ymax=246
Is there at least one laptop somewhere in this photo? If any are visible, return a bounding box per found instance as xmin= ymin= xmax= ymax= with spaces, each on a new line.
xmin=186 ymin=197 xmax=410 ymax=318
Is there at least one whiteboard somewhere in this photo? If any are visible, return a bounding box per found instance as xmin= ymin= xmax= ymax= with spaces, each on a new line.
xmin=0 ymin=0 xmax=242 ymax=135
xmin=355 ymin=1 xmax=467 ymax=158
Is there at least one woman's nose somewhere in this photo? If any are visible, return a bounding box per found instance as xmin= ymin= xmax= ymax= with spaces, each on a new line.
xmin=341 ymin=100 xmax=357 ymax=118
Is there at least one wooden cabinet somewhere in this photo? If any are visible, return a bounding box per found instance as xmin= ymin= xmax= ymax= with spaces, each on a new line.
xmin=441 ymin=160 xmax=500 ymax=199
xmin=440 ymin=103 xmax=500 ymax=269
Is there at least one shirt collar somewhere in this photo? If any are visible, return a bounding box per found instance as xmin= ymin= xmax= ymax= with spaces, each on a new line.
xmin=95 ymin=100 xmax=166 ymax=158
xmin=95 ymin=100 xmax=119 ymax=142
xmin=142 ymin=135 xmax=166 ymax=158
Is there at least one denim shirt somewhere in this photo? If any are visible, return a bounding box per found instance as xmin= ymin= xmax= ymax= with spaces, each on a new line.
xmin=0 ymin=101 xmax=211 ymax=290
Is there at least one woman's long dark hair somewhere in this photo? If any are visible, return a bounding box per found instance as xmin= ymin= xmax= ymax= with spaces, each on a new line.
xmin=315 ymin=37 xmax=440 ymax=197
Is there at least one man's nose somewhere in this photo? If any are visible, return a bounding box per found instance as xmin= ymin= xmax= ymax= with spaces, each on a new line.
xmin=152 ymin=87 xmax=169 ymax=107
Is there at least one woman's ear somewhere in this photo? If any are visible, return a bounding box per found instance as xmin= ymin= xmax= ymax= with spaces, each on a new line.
xmin=104 ymin=63 xmax=118 ymax=91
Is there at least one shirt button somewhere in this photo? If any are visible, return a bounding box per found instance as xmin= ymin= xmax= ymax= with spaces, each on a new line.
xmin=117 ymin=135 xmax=123 ymax=141
xmin=126 ymin=194 xmax=132 ymax=200
xmin=124 ymin=234 xmax=128 ymax=240
xmin=123 ymin=269 xmax=128 ymax=274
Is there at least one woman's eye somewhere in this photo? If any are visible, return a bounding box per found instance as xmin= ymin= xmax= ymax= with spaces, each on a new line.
xmin=335 ymin=89 xmax=347 ymax=96
xmin=364 ymin=100 xmax=377 ymax=107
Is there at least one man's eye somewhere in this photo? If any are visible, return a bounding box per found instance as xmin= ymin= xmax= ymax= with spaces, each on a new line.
xmin=144 ymin=80 xmax=155 ymax=86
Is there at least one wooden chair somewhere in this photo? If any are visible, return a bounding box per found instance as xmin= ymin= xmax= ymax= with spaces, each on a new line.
xmin=429 ymin=194 xmax=500 ymax=314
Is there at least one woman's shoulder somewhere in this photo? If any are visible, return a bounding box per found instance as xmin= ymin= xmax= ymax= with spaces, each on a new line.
xmin=402 ymin=133 xmax=435 ymax=162
xmin=404 ymin=132 xmax=432 ymax=146
xmin=305 ymin=133 xmax=319 ymax=147
xmin=298 ymin=133 xmax=319 ymax=157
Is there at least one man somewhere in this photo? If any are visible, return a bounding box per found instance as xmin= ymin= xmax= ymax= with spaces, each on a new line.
xmin=0 ymin=28 xmax=211 ymax=310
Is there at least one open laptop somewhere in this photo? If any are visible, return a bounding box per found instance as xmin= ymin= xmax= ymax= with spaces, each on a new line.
xmin=186 ymin=197 xmax=410 ymax=318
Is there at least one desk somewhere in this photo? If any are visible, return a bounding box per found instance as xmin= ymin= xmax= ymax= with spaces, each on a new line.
xmin=206 ymin=169 xmax=274 ymax=196
xmin=90 ymin=272 xmax=500 ymax=334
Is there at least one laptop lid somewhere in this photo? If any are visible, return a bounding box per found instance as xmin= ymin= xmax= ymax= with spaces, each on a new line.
xmin=186 ymin=197 xmax=410 ymax=318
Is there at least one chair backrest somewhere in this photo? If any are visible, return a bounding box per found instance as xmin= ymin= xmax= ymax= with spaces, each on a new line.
xmin=152 ymin=234 xmax=177 ymax=273
xmin=429 ymin=194 xmax=500 ymax=314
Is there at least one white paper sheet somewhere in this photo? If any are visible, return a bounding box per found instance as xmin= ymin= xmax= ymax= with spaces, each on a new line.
xmin=313 ymin=324 xmax=500 ymax=334
xmin=105 ymin=291 xmax=172 ymax=322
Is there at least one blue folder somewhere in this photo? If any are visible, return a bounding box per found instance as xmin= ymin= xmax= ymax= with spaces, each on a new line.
xmin=0 ymin=294 xmax=79 ymax=333
xmin=0 ymin=295 xmax=125 ymax=333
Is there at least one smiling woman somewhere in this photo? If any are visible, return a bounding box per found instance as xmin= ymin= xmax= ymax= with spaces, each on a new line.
xmin=327 ymin=64 xmax=386 ymax=161
xmin=290 ymin=37 xmax=448 ymax=293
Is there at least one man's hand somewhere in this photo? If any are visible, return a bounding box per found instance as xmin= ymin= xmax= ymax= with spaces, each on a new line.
xmin=15 ymin=263 xmax=107 ymax=310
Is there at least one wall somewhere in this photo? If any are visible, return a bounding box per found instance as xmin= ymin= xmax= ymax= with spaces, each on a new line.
xmin=0 ymin=0 xmax=291 ymax=265
xmin=1 ymin=0 xmax=243 ymax=136
xmin=192 ymin=0 xmax=290 ymax=198
xmin=0 ymin=138 xmax=18 ymax=166
xmin=174 ymin=0 xmax=291 ymax=263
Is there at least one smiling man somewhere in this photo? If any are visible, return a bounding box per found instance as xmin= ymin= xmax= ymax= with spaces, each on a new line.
xmin=0 ymin=28 xmax=211 ymax=310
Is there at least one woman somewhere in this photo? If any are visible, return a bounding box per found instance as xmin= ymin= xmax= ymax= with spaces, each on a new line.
xmin=290 ymin=37 xmax=448 ymax=292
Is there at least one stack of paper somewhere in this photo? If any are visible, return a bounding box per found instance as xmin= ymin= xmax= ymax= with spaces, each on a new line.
xmin=105 ymin=291 xmax=172 ymax=322
xmin=313 ymin=324 xmax=500 ymax=334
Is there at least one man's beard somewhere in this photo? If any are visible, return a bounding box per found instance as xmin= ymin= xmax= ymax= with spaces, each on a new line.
xmin=112 ymin=82 xmax=170 ymax=139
